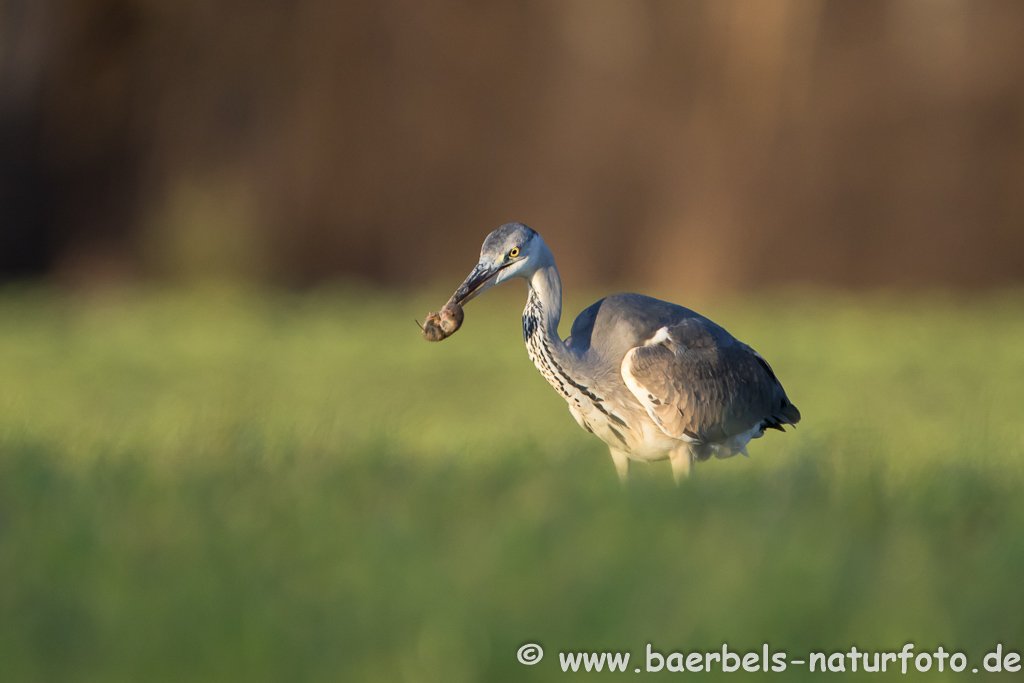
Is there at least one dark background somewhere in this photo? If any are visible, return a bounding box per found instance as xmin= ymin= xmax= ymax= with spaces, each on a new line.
xmin=2 ymin=0 xmax=1023 ymax=290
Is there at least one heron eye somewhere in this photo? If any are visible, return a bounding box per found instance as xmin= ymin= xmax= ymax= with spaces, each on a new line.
xmin=509 ymin=247 xmax=520 ymax=259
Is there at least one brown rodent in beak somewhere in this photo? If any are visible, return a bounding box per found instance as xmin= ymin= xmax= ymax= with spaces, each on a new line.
xmin=418 ymin=297 xmax=464 ymax=342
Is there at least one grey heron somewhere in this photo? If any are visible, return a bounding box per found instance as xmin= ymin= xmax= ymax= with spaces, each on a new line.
xmin=429 ymin=222 xmax=801 ymax=482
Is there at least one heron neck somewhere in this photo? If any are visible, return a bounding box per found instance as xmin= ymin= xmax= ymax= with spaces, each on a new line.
xmin=527 ymin=263 xmax=565 ymax=349
xmin=524 ymin=259 xmax=595 ymax=405
xmin=532 ymin=264 xmax=565 ymax=337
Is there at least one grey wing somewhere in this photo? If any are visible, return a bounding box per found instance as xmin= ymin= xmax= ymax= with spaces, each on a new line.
xmin=620 ymin=318 xmax=800 ymax=444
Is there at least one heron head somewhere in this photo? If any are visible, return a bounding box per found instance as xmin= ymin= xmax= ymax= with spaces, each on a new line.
xmin=451 ymin=223 xmax=544 ymax=305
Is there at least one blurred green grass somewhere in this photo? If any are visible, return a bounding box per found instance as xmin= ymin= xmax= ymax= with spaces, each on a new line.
xmin=1 ymin=285 xmax=1023 ymax=681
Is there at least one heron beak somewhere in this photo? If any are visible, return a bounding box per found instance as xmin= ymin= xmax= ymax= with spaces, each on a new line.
xmin=452 ymin=262 xmax=503 ymax=305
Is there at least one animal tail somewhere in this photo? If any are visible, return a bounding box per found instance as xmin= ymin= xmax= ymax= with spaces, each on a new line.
xmin=761 ymin=401 xmax=801 ymax=433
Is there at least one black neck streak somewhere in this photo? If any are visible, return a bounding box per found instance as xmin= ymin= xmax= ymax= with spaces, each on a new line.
xmin=522 ymin=291 xmax=628 ymax=433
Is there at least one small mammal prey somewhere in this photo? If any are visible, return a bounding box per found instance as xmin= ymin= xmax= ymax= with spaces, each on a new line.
xmin=418 ymin=296 xmax=464 ymax=341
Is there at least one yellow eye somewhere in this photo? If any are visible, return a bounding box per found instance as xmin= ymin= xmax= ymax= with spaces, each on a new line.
xmin=509 ymin=247 xmax=520 ymax=258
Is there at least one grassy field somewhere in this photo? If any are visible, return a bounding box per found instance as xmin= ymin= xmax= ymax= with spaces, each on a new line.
xmin=1 ymin=285 xmax=1023 ymax=681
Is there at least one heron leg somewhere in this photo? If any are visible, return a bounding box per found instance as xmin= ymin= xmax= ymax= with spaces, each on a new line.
xmin=669 ymin=445 xmax=694 ymax=484
xmin=609 ymin=448 xmax=630 ymax=484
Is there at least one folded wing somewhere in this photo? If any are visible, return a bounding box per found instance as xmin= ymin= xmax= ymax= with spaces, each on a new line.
xmin=621 ymin=318 xmax=800 ymax=445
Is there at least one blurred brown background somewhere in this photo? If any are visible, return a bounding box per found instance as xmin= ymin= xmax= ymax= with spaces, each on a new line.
xmin=2 ymin=0 xmax=1023 ymax=290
